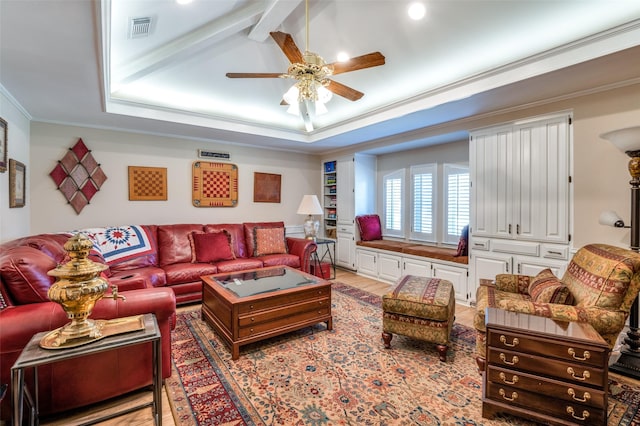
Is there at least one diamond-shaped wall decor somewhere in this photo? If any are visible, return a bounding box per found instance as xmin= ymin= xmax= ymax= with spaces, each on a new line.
xmin=50 ymin=138 xmax=107 ymax=214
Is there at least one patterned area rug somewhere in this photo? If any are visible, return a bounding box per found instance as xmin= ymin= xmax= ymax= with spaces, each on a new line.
xmin=167 ymin=282 xmax=640 ymax=425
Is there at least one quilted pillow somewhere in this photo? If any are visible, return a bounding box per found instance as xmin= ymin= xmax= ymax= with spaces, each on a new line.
xmin=528 ymin=268 xmax=574 ymax=305
xmin=254 ymin=227 xmax=287 ymax=256
xmin=356 ymin=214 xmax=382 ymax=241
xmin=190 ymin=231 xmax=235 ymax=263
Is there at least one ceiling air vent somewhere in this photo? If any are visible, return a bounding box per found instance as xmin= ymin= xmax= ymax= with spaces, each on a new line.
xmin=129 ymin=17 xmax=152 ymax=39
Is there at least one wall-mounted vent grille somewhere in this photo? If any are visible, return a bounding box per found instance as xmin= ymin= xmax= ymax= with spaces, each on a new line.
xmin=129 ymin=17 xmax=152 ymax=39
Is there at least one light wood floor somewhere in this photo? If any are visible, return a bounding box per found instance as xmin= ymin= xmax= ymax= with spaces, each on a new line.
xmin=39 ymin=269 xmax=475 ymax=426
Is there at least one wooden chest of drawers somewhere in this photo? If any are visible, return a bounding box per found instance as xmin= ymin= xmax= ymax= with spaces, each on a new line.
xmin=483 ymin=308 xmax=609 ymax=425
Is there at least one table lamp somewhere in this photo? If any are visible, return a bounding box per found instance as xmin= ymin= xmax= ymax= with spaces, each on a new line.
xmin=297 ymin=194 xmax=323 ymax=240
xmin=600 ymin=125 xmax=640 ymax=378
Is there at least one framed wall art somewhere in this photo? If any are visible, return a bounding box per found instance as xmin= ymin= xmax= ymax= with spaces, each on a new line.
xmin=128 ymin=166 xmax=167 ymax=201
xmin=192 ymin=161 xmax=238 ymax=207
xmin=9 ymin=158 xmax=25 ymax=208
xmin=0 ymin=117 xmax=7 ymax=173
xmin=253 ymin=172 xmax=281 ymax=203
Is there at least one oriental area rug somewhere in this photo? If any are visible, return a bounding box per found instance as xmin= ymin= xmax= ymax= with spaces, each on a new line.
xmin=167 ymin=283 xmax=640 ymax=425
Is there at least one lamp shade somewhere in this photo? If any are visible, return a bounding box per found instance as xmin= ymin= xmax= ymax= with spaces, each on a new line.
xmin=297 ymin=195 xmax=323 ymax=215
xmin=600 ymin=126 xmax=640 ymax=153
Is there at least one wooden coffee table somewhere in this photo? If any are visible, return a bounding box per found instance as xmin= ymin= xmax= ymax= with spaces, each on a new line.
xmin=201 ymin=266 xmax=332 ymax=360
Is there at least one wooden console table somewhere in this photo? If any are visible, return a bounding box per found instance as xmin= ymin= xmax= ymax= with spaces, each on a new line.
xmin=483 ymin=308 xmax=609 ymax=425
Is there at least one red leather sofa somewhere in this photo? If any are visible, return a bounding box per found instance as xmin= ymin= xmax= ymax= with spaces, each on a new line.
xmin=0 ymin=221 xmax=316 ymax=419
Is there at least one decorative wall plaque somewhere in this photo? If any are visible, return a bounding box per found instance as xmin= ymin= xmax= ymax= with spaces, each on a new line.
xmin=49 ymin=138 xmax=107 ymax=214
xmin=128 ymin=166 xmax=167 ymax=201
xmin=253 ymin=172 xmax=281 ymax=203
xmin=192 ymin=161 xmax=238 ymax=207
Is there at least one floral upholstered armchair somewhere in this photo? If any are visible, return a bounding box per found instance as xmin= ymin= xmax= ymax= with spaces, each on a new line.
xmin=474 ymin=243 xmax=640 ymax=372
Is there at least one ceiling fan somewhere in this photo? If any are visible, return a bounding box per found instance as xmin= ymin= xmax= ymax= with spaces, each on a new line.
xmin=225 ymin=0 xmax=385 ymax=128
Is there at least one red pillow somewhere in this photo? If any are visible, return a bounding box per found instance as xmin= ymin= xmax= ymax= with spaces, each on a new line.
xmin=356 ymin=215 xmax=382 ymax=241
xmin=190 ymin=231 xmax=235 ymax=263
xmin=254 ymin=227 xmax=288 ymax=256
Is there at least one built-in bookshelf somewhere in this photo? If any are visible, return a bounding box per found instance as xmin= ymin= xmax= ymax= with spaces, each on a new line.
xmin=323 ymin=160 xmax=337 ymax=239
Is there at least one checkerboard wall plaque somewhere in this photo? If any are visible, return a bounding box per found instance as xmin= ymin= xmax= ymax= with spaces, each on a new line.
xmin=192 ymin=161 xmax=238 ymax=207
xmin=49 ymin=138 xmax=107 ymax=214
xmin=128 ymin=166 xmax=167 ymax=201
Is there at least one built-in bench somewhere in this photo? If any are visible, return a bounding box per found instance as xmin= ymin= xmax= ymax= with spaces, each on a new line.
xmin=356 ymin=239 xmax=468 ymax=265
xmin=354 ymin=215 xmax=472 ymax=304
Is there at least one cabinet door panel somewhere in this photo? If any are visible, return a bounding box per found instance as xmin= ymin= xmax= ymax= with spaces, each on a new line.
xmin=516 ymin=256 xmax=567 ymax=277
xmin=473 ymin=252 xmax=513 ymax=282
xmin=403 ymin=258 xmax=432 ymax=277
xmin=356 ymin=249 xmax=377 ymax=277
xmin=378 ymin=253 xmax=402 ymax=282
xmin=336 ymin=232 xmax=355 ymax=269
xmin=433 ymin=264 xmax=468 ymax=303
xmin=336 ymin=157 xmax=354 ymax=225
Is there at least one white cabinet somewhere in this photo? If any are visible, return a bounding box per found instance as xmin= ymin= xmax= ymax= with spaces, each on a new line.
xmin=402 ymin=257 xmax=431 ymax=277
xmin=336 ymin=224 xmax=356 ymax=269
xmin=355 ymin=248 xmax=471 ymax=304
xmin=356 ymin=249 xmax=378 ymax=278
xmin=470 ymin=115 xmax=570 ymax=243
xmin=378 ymin=253 xmax=402 ymax=282
xmin=433 ymin=263 xmax=469 ymax=303
xmin=469 ymin=113 xmax=572 ymax=294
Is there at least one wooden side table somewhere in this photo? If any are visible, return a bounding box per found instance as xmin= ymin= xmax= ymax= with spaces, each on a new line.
xmin=483 ymin=307 xmax=609 ymax=425
xmin=11 ymin=313 xmax=162 ymax=426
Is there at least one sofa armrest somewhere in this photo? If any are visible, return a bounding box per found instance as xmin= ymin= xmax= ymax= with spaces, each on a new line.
xmin=286 ymin=237 xmax=317 ymax=273
xmin=495 ymin=273 xmax=533 ymax=294
xmin=496 ymin=298 xmax=627 ymax=337
xmin=0 ymin=288 xmax=176 ymax=378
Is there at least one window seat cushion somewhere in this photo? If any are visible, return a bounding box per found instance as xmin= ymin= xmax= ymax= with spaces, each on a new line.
xmin=356 ymin=240 xmax=468 ymax=265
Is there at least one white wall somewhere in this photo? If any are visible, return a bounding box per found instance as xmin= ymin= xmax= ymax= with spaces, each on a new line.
xmin=29 ymin=122 xmax=321 ymax=234
xmin=0 ymin=86 xmax=31 ymax=242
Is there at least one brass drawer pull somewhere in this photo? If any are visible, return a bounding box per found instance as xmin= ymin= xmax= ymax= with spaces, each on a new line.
xmin=499 ymin=372 xmax=519 ymax=385
xmin=499 ymin=353 xmax=519 ymax=366
xmin=500 ymin=335 xmax=519 ymax=348
xmin=566 ymin=406 xmax=590 ymax=421
xmin=567 ymin=367 xmax=590 ymax=381
xmin=567 ymin=388 xmax=591 ymax=403
xmin=568 ymin=348 xmax=590 ymax=361
xmin=499 ymin=388 xmax=518 ymax=401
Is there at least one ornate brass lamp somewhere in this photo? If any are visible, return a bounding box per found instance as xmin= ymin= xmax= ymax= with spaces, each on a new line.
xmin=41 ymin=233 xmax=128 ymax=349
xmin=600 ymin=125 xmax=640 ymax=378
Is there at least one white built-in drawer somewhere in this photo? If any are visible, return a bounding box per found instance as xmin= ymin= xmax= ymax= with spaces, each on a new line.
xmin=541 ymin=244 xmax=569 ymax=260
xmin=492 ymin=240 xmax=539 ymax=256
xmin=471 ymin=237 xmax=490 ymax=251
xmin=337 ymin=224 xmax=354 ymax=234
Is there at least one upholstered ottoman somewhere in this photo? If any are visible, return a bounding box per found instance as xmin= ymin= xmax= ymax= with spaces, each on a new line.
xmin=382 ymin=275 xmax=455 ymax=361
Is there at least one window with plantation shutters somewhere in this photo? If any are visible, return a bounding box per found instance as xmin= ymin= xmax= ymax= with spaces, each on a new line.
xmin=444 ymin=164 xmax=470 ymax=244
xmin=383 ymin=169 xmax=404 ymax=237
xmin=410 ymin=164 xmax=436 ymax=241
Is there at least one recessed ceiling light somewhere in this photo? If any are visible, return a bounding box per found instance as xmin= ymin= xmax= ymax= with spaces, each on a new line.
xmin=407 ymin=2 xmax=426 ymax=20
xmin=337 ymin=51 xmax=350 ymax=62
xmin=176 ymin=0 xmax=193 ymax=5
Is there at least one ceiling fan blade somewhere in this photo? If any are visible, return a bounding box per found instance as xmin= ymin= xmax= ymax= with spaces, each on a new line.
xmin=327 ymin=80 xmax=364 ymax=101
xmin=270 ymin=31 xmax=304 ymax=64
xmin=226 ymin=72 xmax=283 ymax=78
xmin=329 ymin=52 xmax=385 ymax=75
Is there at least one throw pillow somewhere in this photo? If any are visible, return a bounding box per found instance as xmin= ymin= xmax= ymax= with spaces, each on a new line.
xmin=254 ymin=227 xmax=287 ymax=256
xmin=454 ymin=225 xmax=469 ymax=257
xmin=356 ymin=214 xmax=382 ymax=241
xmin=190 ymin=231 xmax=235 ymax=263
xmin=528 ymin=268 xmax=574 ymax=305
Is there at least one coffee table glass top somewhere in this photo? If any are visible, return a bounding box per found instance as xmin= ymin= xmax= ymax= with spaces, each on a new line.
xmin=209 ymin=267 xmax=319 ymax=298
